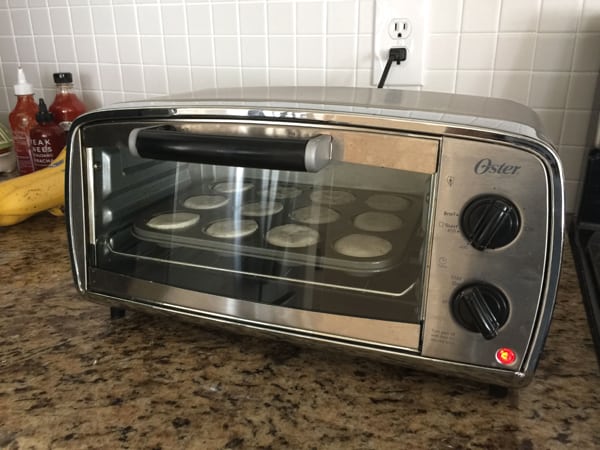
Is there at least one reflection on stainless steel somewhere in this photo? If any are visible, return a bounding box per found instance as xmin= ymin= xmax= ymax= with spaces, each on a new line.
xmin=89 ymin=268 xmax=421 ymax=350
xmin=66 ymin=87 xmax=564 ymax=387
xmin=178 ymin=121 xmax=439 ymax=175
xmin=422 ymin=138 xmax=550 ymax=370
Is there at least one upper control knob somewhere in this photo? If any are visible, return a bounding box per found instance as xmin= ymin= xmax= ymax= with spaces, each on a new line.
xmin=451 ymin=284 xmax=509 ymax=340
xmin=460 ymin=195 xmax=520 ymax=250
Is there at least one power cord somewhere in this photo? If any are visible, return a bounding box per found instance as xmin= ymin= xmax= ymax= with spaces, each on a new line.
xmin=377 ymin=47 xmax=407 ymax=89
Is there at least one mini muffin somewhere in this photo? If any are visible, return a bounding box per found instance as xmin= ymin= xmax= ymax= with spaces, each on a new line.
xmin=241 ymin=201 xmax=284 ymax=217
xmin=146 ymin=212 xmax=200 ymax=230
xmin=333 ymin=234 xmax=392 ymax=258
xmin=212 ymin=181 xmax=253 ymax=194
xmin=310 ymin=189 xmax=355 ymax=205
xmin=205 ymin=219 xmax=258 ymax=239
xmin=353 ymin=211 xmax=403 ymax=232
xmin=266 ymin=224 xmax=320 ymax=248
xmin=290 ymin=205 xmax=340 ymax=225
xmin=260 ymin=186 xmax=302 ymax=200
xmin=365 ymin=194 xmax=410 ymax=212
xmin=183 ymin=194 xmax=229 ymax=210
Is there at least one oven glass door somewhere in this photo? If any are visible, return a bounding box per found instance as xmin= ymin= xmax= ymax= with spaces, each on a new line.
xmin=84 ymin=120 xmax=437 ymax=347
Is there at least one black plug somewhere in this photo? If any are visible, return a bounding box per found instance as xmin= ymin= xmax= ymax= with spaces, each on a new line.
xmin=377 ymin=47 xmax=407 ymax=89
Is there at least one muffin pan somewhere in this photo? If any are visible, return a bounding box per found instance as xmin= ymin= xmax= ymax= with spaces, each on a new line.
xmin=132 ymin=179 xmax=422 ymax=274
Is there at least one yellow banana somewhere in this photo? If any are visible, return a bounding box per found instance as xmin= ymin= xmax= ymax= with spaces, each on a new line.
xmin=0 ymin=148 xmax=66 ymax=226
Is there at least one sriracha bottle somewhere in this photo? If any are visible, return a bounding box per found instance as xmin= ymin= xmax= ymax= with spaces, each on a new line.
xmin=30 ymin=99 xmax=66 ymax=170
xmin=8 ymin=67 xmax=37 ymax=175
xmin=49 ymin=72 xmax=86 ymax=135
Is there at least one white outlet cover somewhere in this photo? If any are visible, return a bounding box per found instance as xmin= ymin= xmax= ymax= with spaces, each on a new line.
xmin=372 ymin=0 xmax=428 ymax=87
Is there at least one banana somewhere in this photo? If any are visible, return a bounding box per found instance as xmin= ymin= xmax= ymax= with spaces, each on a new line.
xmin=0 ymin=148 xmax=66 ymax=226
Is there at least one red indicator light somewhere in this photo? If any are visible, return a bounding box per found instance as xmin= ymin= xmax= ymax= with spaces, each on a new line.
xmin=496 ymin=348 xmax=517 ymax=365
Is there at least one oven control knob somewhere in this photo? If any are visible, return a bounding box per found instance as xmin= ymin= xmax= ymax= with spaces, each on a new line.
xmin=460 ymin=195 xmax=520 ymax=250
xmin=451 ymin=284 xmax=509 ymax=340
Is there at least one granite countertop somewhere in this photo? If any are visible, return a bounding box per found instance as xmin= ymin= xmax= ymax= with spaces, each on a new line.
xmin=1 ymin=215 xmax=599 ymax=449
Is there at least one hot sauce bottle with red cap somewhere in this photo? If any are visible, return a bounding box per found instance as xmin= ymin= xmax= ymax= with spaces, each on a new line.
xmin=49 ymin=72 xmax=86 ymax=135
xmin=30 ymin=98 xmax=66 ymax=170
xmin=8 ymin=67 xmax=37 ymax=175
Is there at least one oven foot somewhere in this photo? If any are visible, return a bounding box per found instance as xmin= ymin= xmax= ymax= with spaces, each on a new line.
xmin=110 ymin=307 xmax=126 ymax=320
xmin=488 ymin=384 xmax=509 ymax=398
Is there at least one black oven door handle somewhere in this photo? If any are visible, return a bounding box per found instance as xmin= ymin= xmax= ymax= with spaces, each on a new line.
xmin=128 ymin=125 xmax=333 ymax=173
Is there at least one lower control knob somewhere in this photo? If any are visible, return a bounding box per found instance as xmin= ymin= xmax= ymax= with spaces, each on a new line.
xmin=451 ymin=284 xmax=509 ymax=340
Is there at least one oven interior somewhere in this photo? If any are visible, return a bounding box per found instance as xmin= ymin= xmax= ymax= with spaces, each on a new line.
xmin=83 ymin=121 xmax=436 ymax=328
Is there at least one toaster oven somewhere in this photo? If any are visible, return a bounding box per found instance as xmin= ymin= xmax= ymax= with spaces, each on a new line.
xmin=66 ymin=87 xmax=564 ymax=387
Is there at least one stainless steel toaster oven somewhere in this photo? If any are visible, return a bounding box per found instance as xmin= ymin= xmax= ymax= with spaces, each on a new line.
xmin=66 ymin=87 xmax=564 ymax=387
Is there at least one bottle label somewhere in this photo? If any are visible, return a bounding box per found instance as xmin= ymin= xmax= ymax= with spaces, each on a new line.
xmin=31 ymin=138 xmax=56 ymax=169
xmin=58 ymin=121 xmax=72 ymax=132
xmin=12 ymin=130 xmax=34 ymax=174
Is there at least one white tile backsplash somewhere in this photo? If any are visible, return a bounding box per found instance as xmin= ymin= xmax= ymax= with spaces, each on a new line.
xmin=239 ymin=3 xmax=265 ymax=36
xmin=567 ymin=72 xmax=599 ymax=110
xmin=161 ymin=4 xmax=186 ymax=36
xmin=11 ymin=9 xmax=33 ymax=35
xmin=140 ymin=35 xmax=164 ymax=64
xmin=29 ymin=8 xmax=52 ymax=35
xmin=91 ymin=5 xmax=114 ymax=34
xmin=137 ymin=4 xmax=161 ymax=35
xmin=95 ymin=35 xmax=118 ymax=63
xmin=296 ymin=1 xmax=323 ymax=35
xmin=458 ymin=34 xmax=496 ymax=70
xmin=425 ymin=34 xmax=459 ymax=70
xmin=120 ymin=64 xmax=144 ymax=93
xmin=562 ymin=110 xmax=592 ymax=146
xmin=491 ymin=71 xmax=530 ymax=104
xmin=533 ymin=33 xmax=576 ymax=71
xmin=240 ymin=36 xmax=267 ymax=68
xmin=34 ymin=35 xmax=55 ymax=62
xmin=267 ymin=2 xmax=293 ymax=36
xmin=189 ymin=36 xmax=213 ymax=66
xmin=429 ymin=0 xmax=463 ymax=33
xmin=580 ymin=0 xmax=600 ymax=32
xmin=15 ymin=36 xmax=36 ymax=61
xmin=494 ymin=33 xmax=536 ymax=71
xmin=528 ymin=72 xmax=570 ymax=109
xmin=296 ymin=36 xmax=322 ymax=68
xmin=268 ymin=36 xmax=294 ymax=68
xmin=49 ymin=7 xmax=72 ymax=34
xmin=113 ymin=5 xmax=137 ymax=34
xmin=166 ymin=66 xmax=191 ymax=94
xmin=69 ymin=6 xmax=91 ymax=35
xmin=117 ymin=35 xmax=141 ymax=64
xmin=0 ymin=36 xmax=17 ymax=61
xmin=499 ymin=0 xmax=541 ymax=32
xmin=539 ymin=0 xmax=583 ymax=32
xmin=212 ymin=3 xmax=237 ymax=36
xmin=73 ymin=35 xmax=96 ymax=62
xmin=455 ymin=70 xmax=493 ymax=96
xmin=0 ymin=0 xmax=599 ymax=213
xmin=326 ymin=35 xmax=355 ymax=69
xmin=186 ymin=4 xmax=212 ymax=36
xmin=98 ymin=64 xmax=122 ymax=91
xmin=0 ymin=10 xmax=13 ymax=36
xmin=242 ymin=67 xmax=267 ymax=86
xmin=424 ymin=70 xmax=456 ymax=93
xmin=143 ymin=65 xmax=167 ymax=94
xmin=572 ymin=33 xmax=600 ymax=72
xmin=164 ymin=36 xmax=189 ymax=65
xmin=327 ymin=1 xmax=357 ymax=34
xmin=214 ymin=36 xmax=239 ymax=66
xmin=462 ymin=0 xmax=500 ymax=33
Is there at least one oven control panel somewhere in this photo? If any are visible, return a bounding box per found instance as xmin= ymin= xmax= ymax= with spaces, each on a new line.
xmin=422 ymin=137 xmax=550 ymax=370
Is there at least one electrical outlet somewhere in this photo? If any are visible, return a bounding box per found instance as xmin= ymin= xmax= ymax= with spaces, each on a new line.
xmin=372 ymin=0 xmax=428 ymax=87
